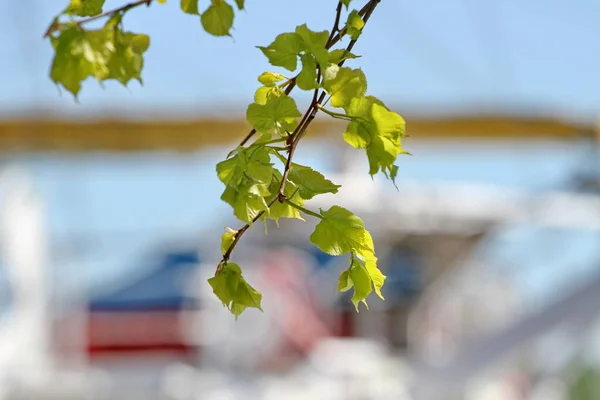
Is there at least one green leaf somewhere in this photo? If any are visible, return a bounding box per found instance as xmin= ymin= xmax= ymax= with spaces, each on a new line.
xmin=217 ymin=144 xmax=274 ymax=224
xmin=180 ymin=0 xmax=199 ymax=14
xmin=220 ymin=227 xmax=237 ymax=255
xmin=310 ymin=205 xmax=374 ymax=256
xmin=345 ymin=10 xmax=365 ymax=40
xmin=220 ymin=182 xmax=270 ymax=224
xmin=257 ymin=33 xmax=303 ymax=71
xmin=296 ymin=54 xmax=319 ymax=90
xmin=288 ymin=163 xmax=341 ymax=199
xmin=208 ymin=262 xmax=263 ymax=318
xmin=216 ymin=145 xmax=273 ymax=187
xmin=338 ymin=269 xmax=352 ymax=292
xmin=246 ymin=94 xmax=302 ymax=135
xmin=364 ymin=255 xmax=386 ymax=300
xmin=66 ymin=0 xmax=104 ymax=17
xmin=328 ymin=49 xmax=360 ymax=64
xmin=261 ymin=170 xmax=305 ymax=224
xmin=49 ymin=21 xmax=150 ymax=97
xmin=341 ymin=0 xmax=352 ymax=9
xmin=294 ymin=24 xmax=329 ymax=68
xmin=322 ymin=66 xmax=367 ymax=109
xmin=342 ymin=96 xmax=407 ymax=180
xmin=234 ymin=0 xmax=244 ymax=9
xmin=258 ymin=72 xmax=286 ymax=87
xmin=254 ymin=85 xmax=284 ymax=105
xmin=339 ymin=251 xmax=386 ymax=311
xmin=201 ymin=0 xmax=234 ymax=37
xmin=350 ymin=260 xmax=372 ymax=311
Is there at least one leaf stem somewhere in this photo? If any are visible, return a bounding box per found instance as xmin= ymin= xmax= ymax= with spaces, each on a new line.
xmin=284 ymin=199 xmax=322 ymax=219
xmin=44 ymin=0 xmax=153 ymax=37
xmin=317 ymin=104 xmax=353 ymax=120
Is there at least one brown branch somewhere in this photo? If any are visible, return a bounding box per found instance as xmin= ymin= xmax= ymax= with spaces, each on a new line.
xmin=218 ymin=0 xmax=381 ymax=273
xmin=44 ymin=0 xmax=152 ymax=37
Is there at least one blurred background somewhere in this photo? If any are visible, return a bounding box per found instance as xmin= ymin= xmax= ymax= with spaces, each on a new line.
xmin=1 ymin=0 xmax=600 ymax=399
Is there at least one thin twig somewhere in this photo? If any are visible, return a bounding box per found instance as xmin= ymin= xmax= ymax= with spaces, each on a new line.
xmin=44 ymin=0 xmax=152 ymax=37
xmin=218 ymin=0 xmax=381 ymax=272
xmin=284 ymin=199 xmax=323 ymax=219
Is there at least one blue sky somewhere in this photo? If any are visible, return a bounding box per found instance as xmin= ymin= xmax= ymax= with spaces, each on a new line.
xmin=0 ymin=1 xmax=599 ymax=312
xmin=0 ymin=0 xmax=599 ymax=120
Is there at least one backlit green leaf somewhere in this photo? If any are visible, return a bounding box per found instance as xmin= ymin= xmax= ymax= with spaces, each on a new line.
xmin=180 ymin=0 xmax=199 ymax=14
xmin=66 ymin=0 xmax=104 ymax=17
xmin=345 ymin=10 xmax=364 ymax=40
xmin=328 ymin=49 xmax=360 ymax=64
xmin=220 ymin=227 xmax=237 ymax=255
xmin=288 ymin=163 xmax=341 ymax=199
xmin=49 ymin=19 xmax=150 ymax=97
xmin=257 ymin=32 xmax=303 ymax=71
xmin=261 ymin=170 xmax=305 ymax=224
xmin=341 ymin=0 xmax=352 ymax=9
xmin=341 ymin=96 xmax=407 ymax=182
xmin=208 ymin=262 xmax=263 ymax=318
xmin=258 ymin=72 xmax=286 ymax=86
xmin=322 ymin=67 xmax=367 ymax=109
xmin=350 ymin=259 xmax=372 ymax=311
xmin=310 ymin=205 xmax=374 ymax=256
xmin=220 ymin=182 xmax=270 ymax=224
xmin=201 ymin=0 xmax=234 ymax=36
xmin=338 ymin=269 xmax=352 ymax=292
xmin=296 ymin=54 xmax=319 ymax=90
xmin=294 ymin=23 xmax=329 ymax=68
xmin=246 ymin=95 xmax=302 ymax=135
xmin=254 ymin=85 xmax=284 ymax=105
xmin=234 ymin=0 xmax=244 ymax=9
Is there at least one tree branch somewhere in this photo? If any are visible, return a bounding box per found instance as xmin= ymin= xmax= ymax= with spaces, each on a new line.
xmin=44 ymin=0 xmax=153 ymax=37
xmin=218 ymin=0 xmax=381 ymax=273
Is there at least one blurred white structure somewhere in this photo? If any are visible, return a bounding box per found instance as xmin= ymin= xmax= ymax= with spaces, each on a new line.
xmin=0 ymin=166 xmax=92 ymax=400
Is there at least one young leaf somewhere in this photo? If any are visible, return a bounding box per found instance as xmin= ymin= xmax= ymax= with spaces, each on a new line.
xmin=49 ymin=21 xmax=150 ymax=97
xmin=364 ymin=255 xmax=386 ymax=300
xmin=345 ymin=10 xmax=365 ymax=40
xmin=260 ymin=170 xmax=305 ymax=224
xmin=216 ymin=145 xmax=273 ymax=187
xmin=296 ymin=54 xmax=319 ymax=90
xmin=221 ymin=227 xmax=237 ymax=255
xmin=257 ymin=32 xmax=303 ymax=71
xmin=322 ymin=67 xmax=367 ymax=109
xmin=246 ymin=94 xmax=302 ymax=135
xmin=294 ymin=24 xmax=329 ymax=68
xmin=349 ymin=260 xmax=372 ymax=311
xmin=288 ymin=163 xmax=341 ymax=199
xmin=341 ymin=96 xmax=407 ymax=181
xmin=328 ymin=49 xmax=360 ymax=65
xmin=234 ymin=0 xmax=244 ymax=9
xmin=181 ymin=0 xmax=199 ymax=15
xmin=66 ymin=0 xmax=104 ymax=17
xmin=208 ymin=262 xmax=263 ymax=318
xmin=201 ymin=0 xmax=234 ymax=37
xmin=258 ymin=72 xmax=286 ymax=87
xmin=341 ymin=0 xmax=352 ymax=9
xmin=220 ymin=182 xmax=270 ymax=224
xmin=338 ymin=269 xmax=352 ymax=292
xmin=254 ymin=85 xmax=284 ymax=105
xmin=310 ymin=205 xmax=374 ymax=256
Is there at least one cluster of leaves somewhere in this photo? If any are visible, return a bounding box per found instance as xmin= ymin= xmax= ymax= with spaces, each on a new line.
xmin=46 ymin=0 xmax=244 ymax=97
xmin=213 ymin=1 xmax=408 ymax=317
xmin=47 ymin=0 xmax=410 ymax=318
